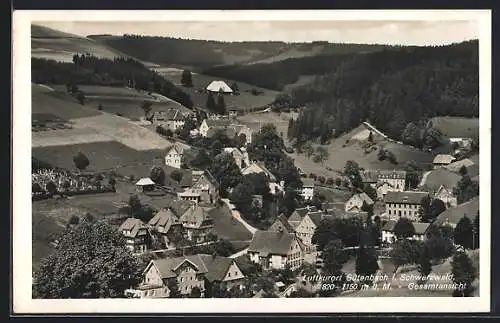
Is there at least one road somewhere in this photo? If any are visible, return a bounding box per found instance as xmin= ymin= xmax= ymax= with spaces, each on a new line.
xmin=418 ymin=170 xmax=432 ymax=187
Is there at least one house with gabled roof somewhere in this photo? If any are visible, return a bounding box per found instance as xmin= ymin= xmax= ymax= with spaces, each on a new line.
xmin=135 ymin=177 xmax=155 ymax=192
xmin=345 ymin=192 xmax=374 ymax=213
xmin=147 ymin=108 xmax=188 ymax=131
xmin=119 ymin=218 xmax=150 ymax=254
xmin=381 ymin=220 xmax=430 ymax=244
xmin=269 ymin=214 xmax=295 ymax=234
xmin=242 ymin=162 xmax=277 ymax=183
xmin=434 ymin=185 xmax=458 ymax=208
xmin=206 ymin=80 xmax=233 ymax=94
xmin=137 ymin=253 xmax=245 ymax=298
xmin=433 ymin=154 xmax=456 ymax=169
xmin=247 ymin=230 xmax=305 ymax=271
xmin=179 ymin=205 xmax=214 ymax=243
xmin=300 ymin=178 xmax=315 ymax=201
xmin=189 ymin=170 xmax=219 ymax=204
xmin=223 ymin=147 xmax=250 ymax=169
xmin=165 ymin=145 xmax=184 ymax=169
xmin=288 ymin=206 xmax=317 ymax=229
xmin=148 ymin=208 xmax=184 ymax=248
xmin=434 ymin=196 xmax=479 ymax=228
xmin=294 ymin=210 xmax=333 ymax=260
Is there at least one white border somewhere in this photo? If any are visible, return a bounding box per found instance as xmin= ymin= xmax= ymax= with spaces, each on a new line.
xmin=13 ymin=10 xmax=492 ymax=314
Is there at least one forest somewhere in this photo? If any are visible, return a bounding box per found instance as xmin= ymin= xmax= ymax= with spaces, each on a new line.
xmin=31 ymin=55 xmax=193 ymax=109
xmin=286 ymin=40 xmax=479 ymax=144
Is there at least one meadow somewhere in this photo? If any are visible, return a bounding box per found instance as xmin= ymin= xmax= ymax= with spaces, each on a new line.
xmin=429 ymin=116 xmax=480 ymax=139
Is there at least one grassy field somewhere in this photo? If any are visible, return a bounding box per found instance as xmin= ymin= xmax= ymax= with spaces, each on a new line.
xmin=153 ymin=68 xmax=279 ymax=110
xmin=208 ymin=205 xmax=253 ymax=242
xmin=430 ymin=116 xmax=480 ymax=139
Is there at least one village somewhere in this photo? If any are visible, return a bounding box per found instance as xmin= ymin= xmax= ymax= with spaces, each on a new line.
xmin=30 ymin=23 xmax=481 ymax=299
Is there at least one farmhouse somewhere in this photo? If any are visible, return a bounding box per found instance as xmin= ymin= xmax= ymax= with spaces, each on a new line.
xmin=295 ymin=210 xmax=332 ymax=257
xmin=433 ymin=154 xmax=456 ymax=169
xmin=300 ymin=178 xmax=315 ymax=201
xmin=137 ymin=254 xmax=245 ymax=298
xmin=361 ymin=170 xmax=406 ymax=191
xmin=242 ymin=162 xmax=277 ymax=183
xmin=381 ymin=220 xmax=430 ymax=244
xmin=345 ymin=192 xmax=374 ymax=213
xmin=434 ymin=185 xmax=458 ymax=208
xmin=247 ymin=230 xmax=305 ymax=271
xmin=147 ymin=108 xmax=186 ymax=131
xmin=384 ymin=191 xmax=429 ymax=221
xmin=189 ymin=170 xmax=219 ymax=204
xmin=165 ymin=145 xmax=183 ymax=169
xmin=118 ymin=218 xmax=150 ymax=254
xmin=179 ymin=205 xmax=214 ymax=243
xmin=288 ymin=206 xmax=318 ymax=229
xmin=434 ymin=196 xmax=479 ymax=228
xmin=177 ymin=188 xmax=202 ymax=204
xmin=135 ymin=177 xmax=155 ymax=192
xmin=206 ymin=80 xmax=233 ymax=94
xmin=198 ymin=119 xmax=255 ymax=145
xmin=148 ymin=208 xmax=183 ymax=248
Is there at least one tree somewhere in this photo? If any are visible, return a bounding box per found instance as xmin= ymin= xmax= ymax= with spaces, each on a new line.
xmin=141 ymin=101 xmax=153 ymax=118
xmin=363 ymin=183 xmax=377 ymax=202
xmin=473 ymin=212 xmax=479 ymax=249
xmin=451 ymin=251 xmax=477 ymax=296
xmin=206 ymin=92 xmax=217 ymax=112
xmin=453 ymin=175 xmax=479 ymax=204
xmin=355 ymin=247 xmax=379 ymax=278
xmin=73 ymin=152 xmax=90 ymax=171
xmin=322 ymin=239 xmax=348 ymax=276
xmin=181 ymin=69 xmax=193 ymax=87
xmin=190 ymin=149 xmax=211 ymax=169
xmin=419 ymin=196 xmax=445 ymax=223
xmin=393 ymin=217 xmax=416 ymax=239
xmin=189 ymin=286 xmax=202 ymax=298
xmin=68 ymin=215 xmax=80 ymax=226
xmin=454 ymin=216 xmax=474 ymax=249
xmin=303 ymin=142 xmax=314 ymax=159
xmin=368 ymin=131 xmax=374 ymax=143
xmin=425 ymin=225 xmax=455 ymax=261
xmin=317 ymin=176 xmax=326 ymax=184
xmin=210 ymin=152 xmax=243 ymax=196
xmin=326 ymin=177 xmax=334 ymax=186
xmin=46 ymin=181 xmax=57 ymax=195
xmin=33 ymin=220 xmax=141 ymax=298
xmin=312 ymin=218 xmax=337 ymax=251
xmin=313 ymin=146 xmax=329 ymax=164
xmin=343 ymin=160 xmax=362 ymax=189
xmin=128 ymin=194 xmax=142 ymax=215
xmin=459 ymin=165 xmax=468 ymax=176
xmin=244 ymin=173 xmax=271 ymax=197
xmin=216 ymin=94 xmax=226 ymax=115
xmin=335 ymin=178 xmax=342 ymax=187
xmin=230 ymin=181 xmax=255 ymax=212
xmin=150 ymin=166 xmax=165 ymax=186
xmin=167 ymin=279 xmax=182 ymax=298
xmin=417 ymin=245 xmax=432 ymax=280
xmin=32 ymin=182 xmax=43 ymax=194
xmin=214 ymin=239 xmax=236 ymax=257
xmin=170 ymin=170 xmax=184 ymax=184
xmin=230 ymin=82 xmax=239 ymax=93
xmin=404 ymin=161 xmax=422 ymax=190
xmin=390 ymin=239 xmax=416 ymax=269
xmin=401 ymin=122 xmax=423 ymax=147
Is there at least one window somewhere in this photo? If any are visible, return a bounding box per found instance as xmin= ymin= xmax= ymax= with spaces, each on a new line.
xmin=228 ymin=272 xmax=231 ymax=277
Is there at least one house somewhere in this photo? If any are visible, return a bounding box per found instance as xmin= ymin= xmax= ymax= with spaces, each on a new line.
xmin=198 ymin=119 xmax=255 ymax=145
xmin=433 ymin=154 xmax=456 ymax=169
xmin=376 ymin=181 xmax=396 ymax=200
xmin=189 ymin=171 xmax=219 ymax=204
xmin=223 ymin=147 xmax=250 ymax=169
xmin=165 ymin=145 xmax=183 ymax=169
xmin=177 ymin=188 xmax=202 ymax=204
xmin=300 ymin=178 xmax=315 ymax=201
xmin=269 ymin=181 xmax=285 ymax=196
xmin=445 ymin=158 xmax=475 ymax=173
xmin=381 ymin=220 xmax=430 ymax=244
xmin=118 ymin=218 xmax=150 ymax=254
xmin=288 ymin=206 xmax=317 ymax=229
xmin=420 ymin=168 xmax=461 ymax=194
xmin=345 ymin=192 xmax=374 ymax=212
xmin=179 ymin=205 xmax=214 ymax=243
xmin=148 ymin=208 xmax=184 ymax=248
xmin=269 ymin=214 xmax=295 ymax=233
xmin=147 ymin=108 xmax=186 ymax=131
xmin=384 ymin=191 xmax=429 ymax=221
xmin=449 ymin=137 xmax=473 ymax=150
xmin=295 ymin=211 xmax=332 ymax=262
xmin=242 ymin=162 xmax=277 ymax=183
xmin=434 ymin=185 xmax=458 ymax=208
xmin=247 ymin=230 xmax=305 ymax=271
xmin=199 ymin=119 xmax=231 ymax=137
xmin=361 ymin=170 xmax=406 ymax=191
xmin=137 ymin=254 xmax=245 ymax=298
xmin=206 ymin=80 xmax=233 ymax=94
xmin=433 ymin=196 xmax=479 ymax=228
xmin=135 ymin=177 xmax=155 ymax=192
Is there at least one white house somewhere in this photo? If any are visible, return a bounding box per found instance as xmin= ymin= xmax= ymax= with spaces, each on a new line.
xmin=376 ymin=181 xmax=395 ymax=200
xmin=384 ymin=191 xmax=429 ymax=221
xmin=206 ymin=80 xmax=233 ymax=94
xmin=300 ymin=178 xmax=315 ymax=201
xmin=223 ymin=147 xmax=250 ymax=169
xmin=381 ymin=220 xmax=430 ymax=244
xmin=345 ymin=192 xmax=374 ymax=212
xmin=165 ymin=145 xmax=183 ymax=169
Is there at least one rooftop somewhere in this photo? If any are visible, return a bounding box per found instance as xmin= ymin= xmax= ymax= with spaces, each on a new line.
xmin=384 ymin=191 xmax=429 ymax=205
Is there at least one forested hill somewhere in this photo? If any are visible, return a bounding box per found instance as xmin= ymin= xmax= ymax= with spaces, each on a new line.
xmin=89 ymin=34 xmax=388 ymax=69
xmin=286 ymin=40 xmax=479 ymax=144
xmin=32 ymin=54 xmax=193 ymax=108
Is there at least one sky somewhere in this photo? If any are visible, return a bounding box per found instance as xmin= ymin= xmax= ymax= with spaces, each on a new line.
xmin=36 ymin=20 xmax=478 ymax=46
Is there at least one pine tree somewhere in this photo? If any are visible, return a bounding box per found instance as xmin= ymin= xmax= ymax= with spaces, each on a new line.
xmin=181 ymin=69 xmax=193 ymax=87
xmin=206 ymin=92 xmax=216 ymax=112
xmin=451 ymin=251 xmax=477 ymax=296
xmin=473 ymin=211 xmax=479 ymax=249
xmin=454 ymin=216 xmax=473 ymax=249
xmin=355 ymin=246 xmax=379 ymax=279
xmin=417 ymin=245 xmax=432 ymax=281
xmin=217 ymin=94 xmax=226 ymax=115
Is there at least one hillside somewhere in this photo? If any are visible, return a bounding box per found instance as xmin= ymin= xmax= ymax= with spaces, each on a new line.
xmin=32 ymin=24 xmax=134 ymax=64
xmin=90 ymin=34 xmax=388 ymax=69
xmin=287 ymin=40 xmax=479 ymax=144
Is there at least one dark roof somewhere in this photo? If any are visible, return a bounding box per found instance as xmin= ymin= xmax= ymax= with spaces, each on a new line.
xmin=269 ymin=214 xmax=294 ymax=233
xmin=413 ymin=222 xmax=431 ymax=235
xmin=384 ymin=191 xmax=429 ymax=205
xmin=151 ymin=254 xmax=209 ymax=279
xmin=288 ymin=206 xmax=317 ymax=225
xmin=381 ymin=220 xmax=397 ymax=231
xmin=421 ymin=168 xmax=461 ymax=193
xmin=119 ymin=218 xmax=147 ymax=238
xmin=465 ymin=164 xmax=479 ymax=179
xmin=198 ymin=254 xmax=235 ymax=282
xmin=164 ymin=199 xmax=195 ymax=218
xmin=361 ymin=170 xmax=406 ymax=182
xmin=180 ymin=205 xmax=213 ymax=228
xmin=248 ymin=231 xmax=298 ymax=255
xmin=148 ymin=208 xmax=181 ymax=231
xmin=307 ymin=211 xmax=328 ymax=226
xmin=434 ymin=196 xmax=479 ymax=226
xmin=205 ymin=119 xmax=232 ymax=128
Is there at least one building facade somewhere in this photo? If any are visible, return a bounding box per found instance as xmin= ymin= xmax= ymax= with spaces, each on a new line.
xmin=384 ymin=191 xmax=429 ymax=221
xmin=165 ymin=145 xmax=183 ymax=169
